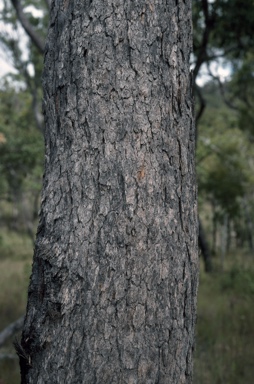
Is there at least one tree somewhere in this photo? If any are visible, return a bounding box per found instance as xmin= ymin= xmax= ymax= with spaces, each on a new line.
xmin=196 ymin=81 xmax=254 ymax=256
xmin=192 ymin=0 xmax=254 ymax=118
xmin=16 ymin=2 xmax=199 ymax=382
xmin=191 ymin=0 xmax=254 ymax=269
xmin=0 ymin=83 xmax=43 ymax=238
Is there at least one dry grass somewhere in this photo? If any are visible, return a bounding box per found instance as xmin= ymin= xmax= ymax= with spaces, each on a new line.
xmin=0 ymin=229 xmax=33 ymax=384
xmin=194 ymin=253 xmax=254 ymax=383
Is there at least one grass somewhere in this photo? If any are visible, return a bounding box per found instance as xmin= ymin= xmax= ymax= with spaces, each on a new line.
xmin=1 ymin=228 xmax=254 ymax=383
xmin=194 ymin=252 xmax=254 ymax=383
xmin=0 ymin=228 xmax=33 ymax=262
xmin=0 ymin=228 xmax=33 ymax=384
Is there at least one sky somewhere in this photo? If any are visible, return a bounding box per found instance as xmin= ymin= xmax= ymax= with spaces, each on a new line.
xmin=0 ymin=1 xmax=18 ymax=78
xmin=0 ymin=3 xmax=42 ymax=78
xmin=0 ymin=56 xmax=15 ymax=77
xmin=196 ymin=61 xmax=231 ymax=87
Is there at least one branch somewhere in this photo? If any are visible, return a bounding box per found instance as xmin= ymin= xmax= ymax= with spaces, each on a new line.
xmin=194 ymin=84 xmax=206 ymax=150
xmin=0 ymin=316 xmax=24 ymax=348
xmin=22 ymin=67 xmax=44 ymax=132
xmin=195 ymin=84 xmax=206 ymax=124
xmin=206 ymin=64 xmax=239 ymax=111
xmin=192 ymin=45 xmax=242 ymax=70
xmin=10 ymin=0 xmax=44 ymax=54
xmin=193 ymin=0 xmax=214 ymax=81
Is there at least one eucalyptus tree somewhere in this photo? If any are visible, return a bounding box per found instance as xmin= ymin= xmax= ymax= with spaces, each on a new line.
xmin=17 ymin=1 xmax=199 ymax=383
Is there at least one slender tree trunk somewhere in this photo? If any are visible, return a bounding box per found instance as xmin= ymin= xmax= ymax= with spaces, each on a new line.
xmin=198 ymin=218 xmax=212 ymax=272
xmin=19 ymin=1 xmax=198 ymax=383
xmin=220 ymin=214 xmax=228 ymax=271
xmin=212 ymin=200 xmax=217 ymax=254
xmin=226 ymin=217 xmax=231 ymax=253
xmin=243 ymin=196 xmax=254 ymax=251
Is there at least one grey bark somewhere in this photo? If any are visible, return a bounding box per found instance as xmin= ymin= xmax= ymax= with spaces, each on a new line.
xmin=19 ymin=1 xmax=198 ymax=383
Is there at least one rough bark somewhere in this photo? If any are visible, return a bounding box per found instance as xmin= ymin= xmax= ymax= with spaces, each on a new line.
xmin=19 ymin=1 xmax=198 ymax=383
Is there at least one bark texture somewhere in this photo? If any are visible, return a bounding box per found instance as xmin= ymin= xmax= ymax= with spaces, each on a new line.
xmin=20 ymin=1 xmax=198 ymax=383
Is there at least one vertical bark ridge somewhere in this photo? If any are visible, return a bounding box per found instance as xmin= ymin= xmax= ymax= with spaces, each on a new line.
xmin=20 ymin=1 xmax=198 ymax=383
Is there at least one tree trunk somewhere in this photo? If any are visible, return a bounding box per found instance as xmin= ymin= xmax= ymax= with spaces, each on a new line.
xmin=212 ymin=200 xmax=217 ymax=254
xmin=19 ymin=1 xmax=198 ymax=383
xmin=243 ymin=196 xmax=254 ymax=251
xmin=198 ymin=217 xmax=212 ymax=273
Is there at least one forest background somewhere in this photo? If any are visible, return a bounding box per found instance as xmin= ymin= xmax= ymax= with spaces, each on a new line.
xmin=0 ymin=1 xmax=254 ymax=383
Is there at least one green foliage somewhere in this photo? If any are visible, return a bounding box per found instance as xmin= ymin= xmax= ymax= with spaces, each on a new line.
xmin=211 ymin=0 xmax=254 ymax=56
xmin=229 ymin=53 xmax=254 ymax=141
xmin=220 ymin=265 xmax=254 ymax=296
xmin=197 ymin=82 xmax=253 ymax=219
xmin=193 ymin=0 xmax=254 ymax=61
xmin=0 ymin=84 xmax=43 ymax=198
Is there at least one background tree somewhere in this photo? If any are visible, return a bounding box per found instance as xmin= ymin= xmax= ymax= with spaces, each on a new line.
xmin=0 ymin=80 xmax=43 ymax=239
xmin=191 ymin=0 xmax=254 ymax=269
xmin=197 ymin=83 xmax=254 ymax=257
xmin=0 ymin=0 xmax=48 ymax=131
xmin=17 ymin=1 xmax=198 ymax=383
